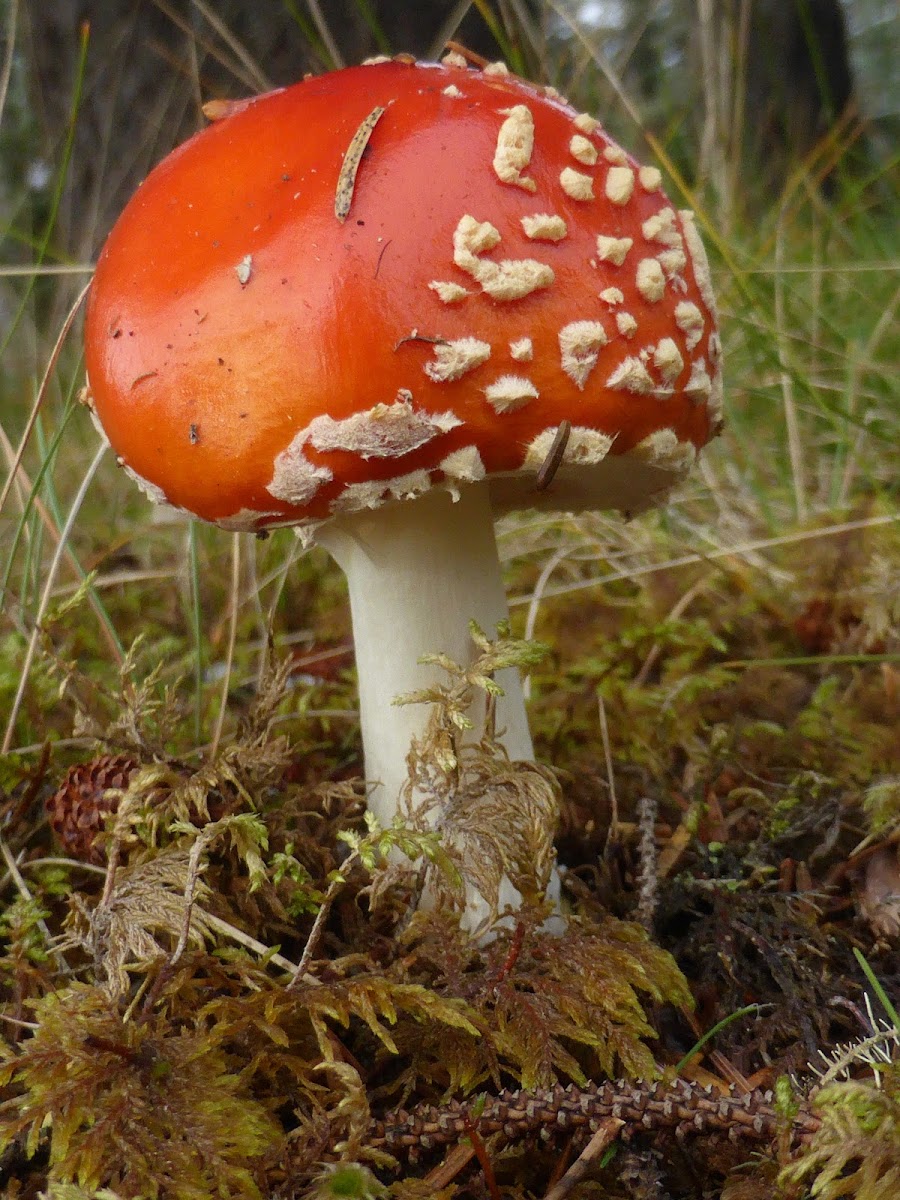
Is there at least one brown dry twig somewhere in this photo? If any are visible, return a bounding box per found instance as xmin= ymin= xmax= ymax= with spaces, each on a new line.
xmin=462 ymin=1111 xmax=501 ymax=1200
xmin=369 ymin=1077 xmax=820 ymax=1164
xmin=543 ymin=1117 xmax=624 ymax=1200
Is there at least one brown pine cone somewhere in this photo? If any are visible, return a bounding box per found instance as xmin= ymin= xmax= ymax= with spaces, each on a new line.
xmin=46 ymin=754 xmax=139 ymax=864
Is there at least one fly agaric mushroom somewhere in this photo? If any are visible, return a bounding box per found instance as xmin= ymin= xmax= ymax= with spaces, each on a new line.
xmin=83 ymin=56 xmax=722 ymax=924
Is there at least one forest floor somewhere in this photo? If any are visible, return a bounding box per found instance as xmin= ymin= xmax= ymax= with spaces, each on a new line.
xmin=1 ymin=492 xmax=897 ymax=1199
xmin=1 ymin=10 xmax=898 ymax=1199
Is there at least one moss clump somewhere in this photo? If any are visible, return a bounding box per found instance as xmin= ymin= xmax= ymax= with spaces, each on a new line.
xmin=0 ymin=984 xmax=280 ymax=1198
xmin=782 ymin=1069 xmax=900 ymax=1200
xmin=0 ymin=627 xmax=693 ymax=1198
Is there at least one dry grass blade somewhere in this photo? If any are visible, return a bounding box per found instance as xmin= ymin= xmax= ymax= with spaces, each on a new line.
xmin=0 ymin=420 xmax=123 ymax=664
xmin=0 ymin=264 xmax=95 ymax=276
xmin=209 ymin=532 xmax=242 ymax=758
xmin=189 ymin=0 xmax=273 ymax=92
xmin=509 ymin=515 xmax=900 ymax=607
xmin=0 ymin=837 xmax=69 ymax=973
xmin=0 ymin=0 xmax=20 ymax=128
xmin=303 ymin=0 xmax=345 ymax=68
xmin=542 ymin=1117 xmax=623 ymax=1200
xmin=150 ymin=0 xmax=267 ymax=92
xmin=775 ymin=210 xmax=808 ymax=521
xmin=2 ymin=441 xmax=108 ymax=753
xmin=81 ymin=853 xmax=216 ymax=997
xmin=0 ymin=280 xmax=91 ymax=521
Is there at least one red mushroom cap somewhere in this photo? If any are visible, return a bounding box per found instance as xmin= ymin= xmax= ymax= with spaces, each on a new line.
xmin=84 ymin=57 xmax=723 ymax=531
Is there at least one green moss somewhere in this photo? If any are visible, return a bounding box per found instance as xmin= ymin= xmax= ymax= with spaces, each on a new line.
xmin=0 ymin=984 xmax=281 ymax=1198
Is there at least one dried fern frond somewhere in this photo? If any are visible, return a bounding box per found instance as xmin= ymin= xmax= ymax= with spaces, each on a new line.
xmin=429 ymin=760 xmax=559 ymax=923
xmin=487 ymin=916 xmax=692 ymax=1085
xmin=60 ymin=635 xmax=186 ymax=757
xmin=397 ymin=620 xmax=549 ymax=779
xmin=60 ymin=850 xmax=217 ymax=998
xmin=397 ymin=622 xmax=559 ymax=927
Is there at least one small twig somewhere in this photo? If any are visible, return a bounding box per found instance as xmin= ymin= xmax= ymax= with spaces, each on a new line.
xmin=394 ymin=330 xmax=449 ymax=350
xmin=98 ymin=785 xmax=144 ymax=910
xmin=535 ymin=420 xmax=571 ymax=492
xmin=634 ymin=796 xmax=658 ymax=932
xmin=374 ymin=238 xmax=392 ymax=279
xmin=203 ymin=912 xmax=309 ymax=977
xmin=15 ymin=856 xmax=105 ymax=876
xmin=288 ymin=857 xmax=357 ymax=989
xmin=462 ymin=1111 xmax=501 ymax=1200
xmin=597 ymin=693 xmax=619 ymax=848
xmin=444 ymin=40 xmax=491 ymax=68
xmin=542 ymin=1118 xmax=623 ymax=1200
xmin=171 ymin=834 xmax=209 ymax=968
xmin=489 ymin=920 xmax=526 ymax=993
xmin=0 ymin=1013 xmax=38 ymax=1031
xmin=423 ymin=1142 xmax=477 ymax=1191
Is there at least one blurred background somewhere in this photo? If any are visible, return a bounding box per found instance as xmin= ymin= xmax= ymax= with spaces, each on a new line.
xmin=4 ymin=1 xmax=897 ymax=333
xmin=0 ymin=1 xmax=897 ymax=758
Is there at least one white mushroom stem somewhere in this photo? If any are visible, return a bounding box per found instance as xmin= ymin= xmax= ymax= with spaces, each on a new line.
xmin=317 ymin=482 xmax=564 ymax=932
xmin=316 ymin=482 xmax=534 ymax=830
